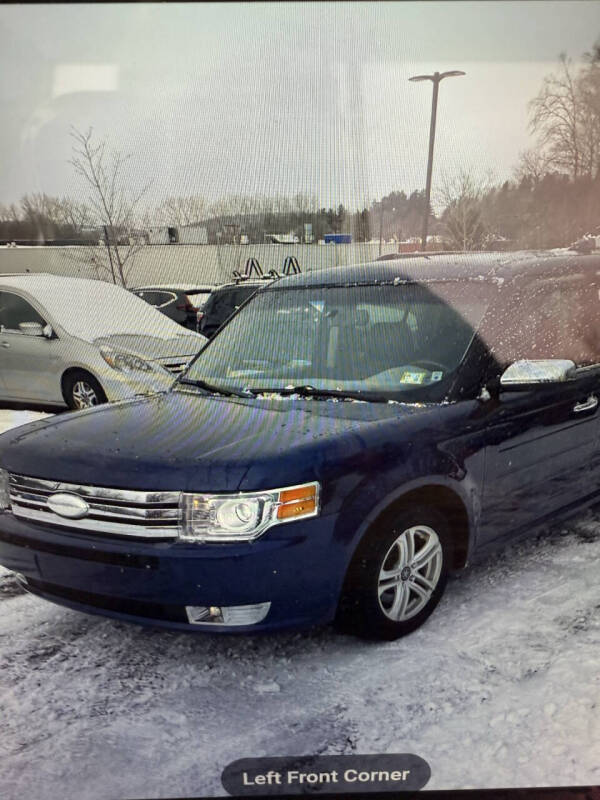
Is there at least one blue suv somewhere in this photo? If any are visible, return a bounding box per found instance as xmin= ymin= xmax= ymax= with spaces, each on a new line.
xmin=1 ymin=252 xmax=599 ymax=639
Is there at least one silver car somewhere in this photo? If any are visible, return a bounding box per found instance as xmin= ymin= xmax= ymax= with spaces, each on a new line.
xmin=0 ymin=273 xmax=207 ymax=409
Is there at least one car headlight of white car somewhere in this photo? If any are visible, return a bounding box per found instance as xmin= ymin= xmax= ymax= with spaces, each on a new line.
xmin=0 ymin=468 xmax=10 ymax=510
xmin=100 ymin=347 xmax=157 ymax=373
xmin=179 ymin=481 xmax=320 ymax=542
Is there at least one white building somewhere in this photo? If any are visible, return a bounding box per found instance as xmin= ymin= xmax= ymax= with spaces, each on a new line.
xmin=178 ymin=224 xmax=208 ymax=245
xmin=147 ymin=226 xmax=173 ymax=245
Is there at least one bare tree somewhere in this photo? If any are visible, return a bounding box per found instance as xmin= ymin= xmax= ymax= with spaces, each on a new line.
xmin=438 ymin=171 xmax=489 ymax=251
xmin=18 ymin=193 xmax=91 ymax=233
xmin=20 ymin=193 xmax=56 ymax=224
xmin=0 ymin=202 xmax=21 ymax=222
xmin=69 ymin=127 xmax=148 ymax=286
xmin=150 ymin=195 xmax=209 ymax=227
xmin=528 ymin=54 xmax=593 ymax=179
xmin=58 ymin=197 xmax=94 ymax=233
xmin=515 ymin=148 xmax=553 ymax=184
xmin=577 ymin=58 xmax=600 ymax=178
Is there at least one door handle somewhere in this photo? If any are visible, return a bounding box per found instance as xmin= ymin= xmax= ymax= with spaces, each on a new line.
xmin=573 ymin=395 xmax=598 ymax=413
xmin=0 ymin=342 xmax=10 ymax=348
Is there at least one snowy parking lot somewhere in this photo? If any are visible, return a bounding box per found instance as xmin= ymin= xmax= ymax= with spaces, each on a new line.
xmin=0 ymin=409 xmax=598 ymax=799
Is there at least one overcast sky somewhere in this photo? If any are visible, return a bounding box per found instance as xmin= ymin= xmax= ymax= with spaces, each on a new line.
xmin=0 ymin=2 xmax=598 ymax=213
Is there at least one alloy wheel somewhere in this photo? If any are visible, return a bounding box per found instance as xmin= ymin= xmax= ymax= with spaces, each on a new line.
xmin=71 ymin=380 xmax=100 ymax=409
xmin=377 ymin=524 xmax=443 ymax=622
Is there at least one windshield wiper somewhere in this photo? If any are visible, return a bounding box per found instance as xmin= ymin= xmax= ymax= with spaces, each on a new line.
xmin=254 ymin=385 xmax=390 ymax=403
xmin=177 ymin=378 xmax=255 ymax=399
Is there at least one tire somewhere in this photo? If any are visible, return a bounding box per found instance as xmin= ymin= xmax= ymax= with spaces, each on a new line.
xmin=63 ymin=371 xmax=107 ymax=410
xmin=335 ymin=505 xmax=451 ymax=640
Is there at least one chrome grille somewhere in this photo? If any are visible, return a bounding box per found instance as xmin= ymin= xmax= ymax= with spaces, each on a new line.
xmin=160 ymin=360 xmax=189 ymax=375
xmin=8 ymin=474 xmax=180 ymax=539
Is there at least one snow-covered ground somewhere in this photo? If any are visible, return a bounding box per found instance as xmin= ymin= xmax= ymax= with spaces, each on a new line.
xmin=0 ymin=409 xmax=598 ymax=799
xmin=0 ymin=409 xmax=51 ymax=434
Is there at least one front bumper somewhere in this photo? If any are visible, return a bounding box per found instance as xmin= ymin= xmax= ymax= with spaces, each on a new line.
xmin=0 ymin=510 xmax=345 ymax=633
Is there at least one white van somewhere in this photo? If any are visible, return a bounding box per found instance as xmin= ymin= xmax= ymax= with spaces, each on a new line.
xmin=0 ymin=274 xmax=206 ymax=408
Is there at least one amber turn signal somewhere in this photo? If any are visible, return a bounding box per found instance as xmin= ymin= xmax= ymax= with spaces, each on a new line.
xmin=276 ymin=483 xmax=319 ymax=521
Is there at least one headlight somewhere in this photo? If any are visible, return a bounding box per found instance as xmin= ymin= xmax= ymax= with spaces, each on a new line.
xmin=100 ymin=347 xmax=156 ymax=373
xmin=0 ymin=469 xmax=10 ymax=510
xmin=180 ymin=481 xmax=320 ymax=542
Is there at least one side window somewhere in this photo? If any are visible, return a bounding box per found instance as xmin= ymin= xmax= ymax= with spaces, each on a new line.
xmin=0 ymin=291 xmax=46 ymax=333
xmin=481 ymin=279 xmax=600 ymax=369
xmin=136 ymin=291 xmax=174 ymax=307
xmin=200 ymin=294 xmax=215 ymax=314
xmin=233 ymin=288 xmax=255 ymax=307
xmin=154 ymin=291 xmax=176 ymax=308
xmin=555 ymin=284 xmax=600 ymax=366
xmin=521 ymin=283 xmax=600 ymax=367
xmin=211 ymin=291 xmax=233 ymax=316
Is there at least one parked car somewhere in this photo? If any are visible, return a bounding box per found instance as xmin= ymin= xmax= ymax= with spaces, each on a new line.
xmin=131 ymin=284 xmax=215 ymax=330
xmin=1 ymin=253 xmax=599 ymax=639
xmin=0 ymin=274 xmax=207 ymax=409
xmin=197 ymin=279 xmax=271 ymax=337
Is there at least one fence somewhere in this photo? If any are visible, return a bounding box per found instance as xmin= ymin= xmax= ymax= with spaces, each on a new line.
xmin=0 ymin=243 xmax=403 ymax=286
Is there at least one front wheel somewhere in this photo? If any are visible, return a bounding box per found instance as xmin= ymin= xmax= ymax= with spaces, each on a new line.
xmin=336 ymin=506 xmax=450 ymax=640
xmin=63 ymin=371 xmax=107 ymax=410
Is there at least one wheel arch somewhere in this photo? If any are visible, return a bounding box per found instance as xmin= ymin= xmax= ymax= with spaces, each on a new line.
xmin=60 ymin=367 xmax=104 ymax=405
xmin=348 ymin=483 xmax=472 ymax=571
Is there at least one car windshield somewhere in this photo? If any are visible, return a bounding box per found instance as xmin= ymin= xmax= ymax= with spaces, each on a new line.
xmin=182 ymin=281 xmax=490 ymax=401
xmin=189 ymin=291 xmax=212 ymax=306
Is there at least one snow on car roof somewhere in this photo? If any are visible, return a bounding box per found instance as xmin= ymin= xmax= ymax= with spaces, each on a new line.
xmin=269 ymin=251 xmax=600 ymax=290
xmin=0 ymin=273 xmax=199 ymax=342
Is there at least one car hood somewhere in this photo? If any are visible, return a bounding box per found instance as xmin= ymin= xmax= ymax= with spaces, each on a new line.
xmin=94 ymin=333 xmax=205 ymax=362
xmin=0 ymin=391 xmax=435 ymax=492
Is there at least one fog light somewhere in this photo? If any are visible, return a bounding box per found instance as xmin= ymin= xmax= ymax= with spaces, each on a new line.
xmin=185 ymin=602 xmax=271 ymax=626
xmin=185 ymin=606 xmax=221 ymax=623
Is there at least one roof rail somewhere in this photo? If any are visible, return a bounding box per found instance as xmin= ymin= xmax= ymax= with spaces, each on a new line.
xmin=230 ymin=256 xmax=301 ymax=283
xmin=231 ymin=257 xmax=266 ymax=282
xmin=243 ymin=257 xmax=263 ymax=277
xmin=282 ymin=255 xmax=301 ymax=275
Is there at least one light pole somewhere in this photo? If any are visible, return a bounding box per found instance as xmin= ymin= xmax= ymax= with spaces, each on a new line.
xmin=409 ymin=70 xmax=465 ymax=251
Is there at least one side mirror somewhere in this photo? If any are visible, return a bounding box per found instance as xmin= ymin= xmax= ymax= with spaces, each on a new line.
xmin=500 ymin=359 xmax=577 ymax=391
xmin=18 ymin=322 xmax=44 ymax=337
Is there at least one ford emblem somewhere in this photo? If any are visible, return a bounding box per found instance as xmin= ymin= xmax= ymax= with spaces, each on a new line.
xmin=47 ymin=492 xmax=89 ymax=519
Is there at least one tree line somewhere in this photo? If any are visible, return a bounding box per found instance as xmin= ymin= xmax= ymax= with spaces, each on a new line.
xmin=0 ymin=186 xmax=430 ymax=247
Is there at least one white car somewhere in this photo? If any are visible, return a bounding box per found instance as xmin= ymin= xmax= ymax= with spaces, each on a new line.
xmin=0 ymin=273 xmax=207 ymax=409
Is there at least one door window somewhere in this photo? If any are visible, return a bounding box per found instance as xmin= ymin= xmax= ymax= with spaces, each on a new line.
xmin=482 ymin=277 xmax=600 ymax=370
xmin=135 ymin=290 xmax=175 ymax=308
xmin=0 ymin=291 xmax=46 ymax=333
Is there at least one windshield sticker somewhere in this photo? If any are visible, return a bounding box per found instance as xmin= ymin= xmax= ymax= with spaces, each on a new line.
xmin=400 ymin=371 xmax=427 ymax=385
